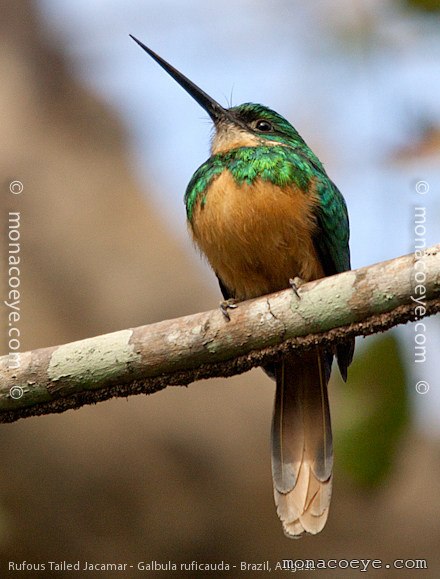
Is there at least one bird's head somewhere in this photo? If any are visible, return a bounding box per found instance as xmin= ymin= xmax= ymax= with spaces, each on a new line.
xmin=130 ymin=36 xmax=306 ymax=154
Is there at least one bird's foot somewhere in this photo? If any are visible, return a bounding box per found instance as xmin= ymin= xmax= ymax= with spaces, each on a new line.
xmin=289 ymin=277 xmax=305 ymax=299
xmin=220 ymin=298 xmax=238 ymax=321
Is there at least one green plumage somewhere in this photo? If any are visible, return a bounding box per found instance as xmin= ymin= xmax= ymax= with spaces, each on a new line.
xmin=185 ymin=103 xmax=351 ymax=278
xmin=186 ymin=146 xmax=314 ymax=220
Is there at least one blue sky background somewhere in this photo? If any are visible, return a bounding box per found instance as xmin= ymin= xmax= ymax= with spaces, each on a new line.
xmin=38 ymin=0 xmax=440 ymax=434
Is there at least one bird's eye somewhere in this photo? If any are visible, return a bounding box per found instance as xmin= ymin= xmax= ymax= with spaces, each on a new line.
xmin=255 ymin=119 xmax=273 ymax=132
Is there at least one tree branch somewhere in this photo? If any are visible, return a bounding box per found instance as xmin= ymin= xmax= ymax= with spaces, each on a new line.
xmin=1 ymin=244 xmax=440 ymax=423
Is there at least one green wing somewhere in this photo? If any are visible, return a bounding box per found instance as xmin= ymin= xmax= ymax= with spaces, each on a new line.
xmin=313 ymin=178 xmax=351 ymax=276
xmin=313 ymin=177 xmax=354 ymax=380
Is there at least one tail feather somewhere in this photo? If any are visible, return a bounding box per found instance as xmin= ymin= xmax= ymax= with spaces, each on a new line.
xmin=271 ymin=350 xmax=332 ymax=538
xmin=271 ymin=359 xmax=304 ymax=494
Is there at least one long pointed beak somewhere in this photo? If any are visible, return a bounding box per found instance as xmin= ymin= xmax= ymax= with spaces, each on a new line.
xmin=130 ymin=35 xmax=234 ymax=125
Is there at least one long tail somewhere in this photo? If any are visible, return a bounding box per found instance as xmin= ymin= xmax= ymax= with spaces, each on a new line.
xmin=271 ymin=349 xmax=332 ymax=538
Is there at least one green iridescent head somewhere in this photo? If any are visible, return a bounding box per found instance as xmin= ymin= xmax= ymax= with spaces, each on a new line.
xmin=130 ymin=35 xmax=307 ymax=151
xmin=226 ymin=102 xmax=307 ymax=148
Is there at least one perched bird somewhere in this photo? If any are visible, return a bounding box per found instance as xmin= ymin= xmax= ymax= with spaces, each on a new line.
xmin=131 ymin=35 xmax=354 ymax=538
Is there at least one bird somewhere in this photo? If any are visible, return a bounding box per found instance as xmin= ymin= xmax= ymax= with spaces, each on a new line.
xmin=130 ymin=35 xmax=354 ymax=538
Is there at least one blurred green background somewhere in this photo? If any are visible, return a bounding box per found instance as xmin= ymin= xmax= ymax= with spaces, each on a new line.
xmin=1 ymin=0 xmax=439 ymax=577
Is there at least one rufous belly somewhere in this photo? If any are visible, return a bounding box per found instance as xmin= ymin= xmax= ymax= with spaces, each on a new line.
xmin=190 ymin=171 xmax=324 ymax=300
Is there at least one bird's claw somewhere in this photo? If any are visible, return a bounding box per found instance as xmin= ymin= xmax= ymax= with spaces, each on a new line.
xmin=289 ymin=277 xmax=305 ymax=299
xmin=220 ymin=298 xmax=238 ymax=320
